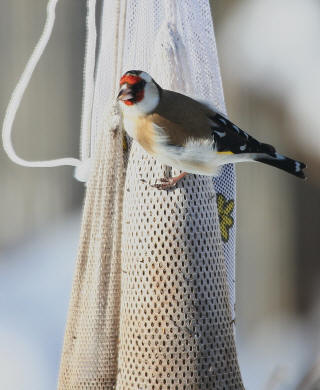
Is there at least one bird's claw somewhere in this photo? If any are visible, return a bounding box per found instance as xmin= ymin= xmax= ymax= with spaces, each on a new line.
xmin=151 ymin=177 xmax=178 ymax=190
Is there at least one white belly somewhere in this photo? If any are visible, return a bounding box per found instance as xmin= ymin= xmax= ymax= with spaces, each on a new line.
xmin=154 ymin=137 xmax=254 ymax=176
xmin=153 ymin=138 xmax=222 ymax=176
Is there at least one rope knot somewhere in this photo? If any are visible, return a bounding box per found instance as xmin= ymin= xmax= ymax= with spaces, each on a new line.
xmin=106 ymin=102 xmax=122 ymax=133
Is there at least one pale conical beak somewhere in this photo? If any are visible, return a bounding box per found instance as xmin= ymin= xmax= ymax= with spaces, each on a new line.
xmin=117 ymin=86 xmax=133 ymax=101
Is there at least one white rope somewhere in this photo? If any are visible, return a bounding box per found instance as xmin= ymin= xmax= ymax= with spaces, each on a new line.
xmin=115 ymin=0 xmax=127 ymax=93
xmin=1 ymin=0 xmax=81 ymax=170
xmin=79 ymin=0 xmax=97 ymax=162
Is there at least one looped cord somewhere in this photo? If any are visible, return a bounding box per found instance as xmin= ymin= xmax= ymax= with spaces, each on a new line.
xmin=80 ymin=0 xmax=97 ymax=163
xmin=1 ymin=0 xmax=97 ymax=182
xmin=76 ymin=0 xmax=97 ymax=182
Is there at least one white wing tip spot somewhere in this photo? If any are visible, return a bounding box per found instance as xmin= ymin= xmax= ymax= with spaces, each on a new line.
xmin=215 ymin=130 xmax=226 ymax=138
xmin=218 ymin=117 xmax=227 ymax=125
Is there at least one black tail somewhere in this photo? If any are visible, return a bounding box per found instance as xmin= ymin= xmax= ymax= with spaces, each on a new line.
xmin=255 ymin=151 xmax=306 ymax=179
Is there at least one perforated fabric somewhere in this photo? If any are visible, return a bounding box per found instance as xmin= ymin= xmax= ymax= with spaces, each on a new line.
xmin=58 ymin=0 xmax=242 ymax=389
xmin=117 ymin=153 xmax=242 ymax=389
xmin=57 ymin=2 xmax=127 ymax=388
xmin=57 ymin=105 xmax=125 ymax=389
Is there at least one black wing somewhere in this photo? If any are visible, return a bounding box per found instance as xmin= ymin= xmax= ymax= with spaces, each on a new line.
xmin=208 ymin=112 xmax=306 ymax=179
xmin=209 ymin=113 xmax=276 ymax=156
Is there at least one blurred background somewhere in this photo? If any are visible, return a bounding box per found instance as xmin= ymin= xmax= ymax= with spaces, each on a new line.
xmin=0 ymin=1 xmax=319 ymax=389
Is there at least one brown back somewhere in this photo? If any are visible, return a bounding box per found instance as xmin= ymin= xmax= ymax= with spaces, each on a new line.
xmin=150 ymin=90 xmax=215 ymax=146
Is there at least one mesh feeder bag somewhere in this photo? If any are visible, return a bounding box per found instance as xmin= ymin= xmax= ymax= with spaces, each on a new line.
xmin=58 ymin=0 xmax=244 ymax=389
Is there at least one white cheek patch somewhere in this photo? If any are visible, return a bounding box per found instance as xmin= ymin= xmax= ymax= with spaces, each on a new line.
xmin=135 ymin=82 xmax=160 ymax=114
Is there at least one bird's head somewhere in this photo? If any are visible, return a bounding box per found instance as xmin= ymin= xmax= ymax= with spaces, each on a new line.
xmin=117 ymin=70 xmax=161 ymax=114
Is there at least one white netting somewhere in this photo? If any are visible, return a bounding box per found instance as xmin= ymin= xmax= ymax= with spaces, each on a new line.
xmin=58 ymin=0 xmax=242 ymax=388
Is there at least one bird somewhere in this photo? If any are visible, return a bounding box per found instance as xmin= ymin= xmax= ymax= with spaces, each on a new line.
xmin=117 ymin=70 xmax=306 ymax=190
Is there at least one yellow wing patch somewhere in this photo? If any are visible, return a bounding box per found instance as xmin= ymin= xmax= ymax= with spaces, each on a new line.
xmin=217 ymin=151 xmax=234 ymax=155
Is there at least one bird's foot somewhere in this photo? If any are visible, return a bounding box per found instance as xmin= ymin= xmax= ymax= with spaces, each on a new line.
xmin=152 ymin=177 xmax=179 ymax=190
xmin=150 ymin=172 xmax=188 ymax=191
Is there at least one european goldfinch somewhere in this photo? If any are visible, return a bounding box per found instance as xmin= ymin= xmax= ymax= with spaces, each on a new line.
xmin=117 ymin=70 xmax=306 ymax=189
